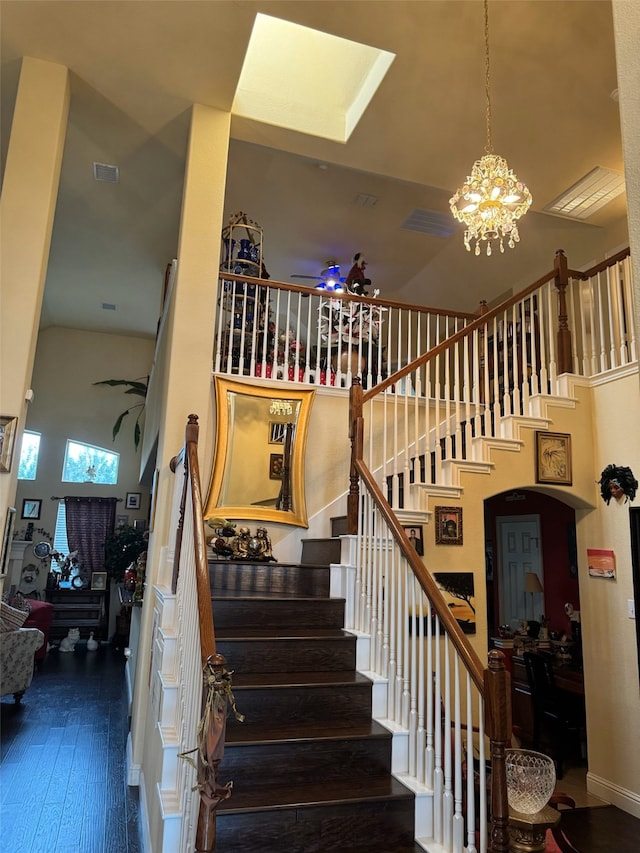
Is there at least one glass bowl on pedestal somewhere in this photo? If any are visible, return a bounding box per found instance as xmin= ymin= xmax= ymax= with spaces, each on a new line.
xmin=506 ymin=749 xmax=556 ymax=814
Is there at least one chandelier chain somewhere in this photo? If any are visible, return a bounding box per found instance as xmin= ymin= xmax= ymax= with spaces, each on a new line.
xmin=449 ymin=0 xmax=531 ymax=255
xmin=484 ymin=0 xmax=492 ymax=154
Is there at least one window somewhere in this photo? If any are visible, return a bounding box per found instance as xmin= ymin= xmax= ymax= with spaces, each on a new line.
xmin=54 ymin=502 xmax=70 ymax=556
xmin=18 ymin=431 xmax=41 ymax=480
xmin=62 ymin=440 xmax=119 ymax=484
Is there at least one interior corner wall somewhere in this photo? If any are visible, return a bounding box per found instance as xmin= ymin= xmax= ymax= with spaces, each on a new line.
xmin=0 ymin=57 xmax=69 ymax=536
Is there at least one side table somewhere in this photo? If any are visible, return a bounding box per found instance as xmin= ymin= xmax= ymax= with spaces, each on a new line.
xmin=45 ymin=587 xmax=107 ymax=641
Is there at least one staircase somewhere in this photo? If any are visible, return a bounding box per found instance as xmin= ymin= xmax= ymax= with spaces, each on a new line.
xmin=212 ymin=554 xmax=424 ymax=853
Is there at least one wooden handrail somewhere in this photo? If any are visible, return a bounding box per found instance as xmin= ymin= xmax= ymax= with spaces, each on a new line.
xmin=218 ymin=270 xmax=478 ymax=321
xmin=361 ymin=266 xmax=557 ymax=404
xmin=568 ymin=245 xmax=630 ymax=280
xmin=173 ymin=414 xmax=230 ymax=852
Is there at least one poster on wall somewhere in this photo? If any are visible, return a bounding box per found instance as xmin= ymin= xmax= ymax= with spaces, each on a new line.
xmin=587 ymin=548 xmax=616 ymax=579
xmin=433 ymin=572 xmax=476 ymax=634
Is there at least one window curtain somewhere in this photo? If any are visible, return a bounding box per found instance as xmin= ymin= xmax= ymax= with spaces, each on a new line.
xmin=65 ymin=497 xmax=118 ymax=574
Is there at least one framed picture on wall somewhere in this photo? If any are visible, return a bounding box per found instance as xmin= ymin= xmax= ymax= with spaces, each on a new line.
xmin=0 ymin=415 xmax=18 ymax=473
xmin=21 ymin=498 xmax=42 ymax=520
xmin=125 ymin=492 xmax=141 ymax=510
xmin=435 ymin=506 xmax=463 ymax=545
xmin=536 ymin=431 xmax=572 ymax=485
xmin=403 ymin=525 xmax=424 ymax=556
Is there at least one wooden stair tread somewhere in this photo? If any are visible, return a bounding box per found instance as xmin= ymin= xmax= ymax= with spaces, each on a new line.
xmin=231 ymin=670 xmax=371 ymax=688
xmin=218 ymin=627 xmax=352 ymax=640
xmin=212 ymin=590 xmax=344 ymax=601
xmin=225 ymin=719 xmax=390 ymax=745
xmin=217 ymin=776 xmax=413 ymax=813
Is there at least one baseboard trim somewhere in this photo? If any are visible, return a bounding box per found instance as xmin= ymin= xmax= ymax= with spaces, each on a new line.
xmin=586 ymin=771 xmax=640 ymax=818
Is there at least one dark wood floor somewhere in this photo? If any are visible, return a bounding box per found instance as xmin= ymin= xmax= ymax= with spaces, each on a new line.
xmin=1 ymin=642 xmax=141 ymax=853
xmin=2 ymin=643 xmax=639 ymax=853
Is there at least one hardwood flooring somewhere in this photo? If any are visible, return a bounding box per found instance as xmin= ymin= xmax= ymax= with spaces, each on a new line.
xmin=0 ymin=642 xmax=141 ymax=853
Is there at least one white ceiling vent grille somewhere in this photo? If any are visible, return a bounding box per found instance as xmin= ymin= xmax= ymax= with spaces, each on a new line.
xmin=544 ymin=167 xmax=625 ymax=220
xmin=401 ymin=208 xmax=455 ymax=238
xmin=93 ymin=162 xmax=119 ymax=183
xmin=101 ymin=303 xmax=116 ymax=311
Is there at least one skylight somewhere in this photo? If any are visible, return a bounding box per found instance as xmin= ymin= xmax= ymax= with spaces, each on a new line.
xmin=232 ymin=14 xmax=395 ymax=143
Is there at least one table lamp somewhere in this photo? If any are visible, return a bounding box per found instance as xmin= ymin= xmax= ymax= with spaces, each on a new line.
xmin=524 ymin=572 xmax=544 ymax=621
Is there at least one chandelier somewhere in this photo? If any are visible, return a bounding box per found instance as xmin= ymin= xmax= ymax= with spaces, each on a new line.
xmin=449 ymin=0 xmax=531 ymax=256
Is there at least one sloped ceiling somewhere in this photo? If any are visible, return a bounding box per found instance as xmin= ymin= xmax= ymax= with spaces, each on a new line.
xmin=0 ymin=1 xmax=628 ymax=338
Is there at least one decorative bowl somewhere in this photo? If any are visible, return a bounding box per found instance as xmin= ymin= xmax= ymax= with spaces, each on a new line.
xmin=505 ymin=749 xmax=556 ymax=814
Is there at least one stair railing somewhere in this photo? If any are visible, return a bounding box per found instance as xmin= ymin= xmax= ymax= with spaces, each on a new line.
xmin=170 ymin=414 xmax=232 ymax=853
xmin=346 ymin=247 xmax=634 ymax=851
xmin=347 ymin=249 xmax=634 ymax=513
xmin=213 ymin=272 xmax=475 ymax=389
xmin=348 ymin=387 xmax=511 ymax=853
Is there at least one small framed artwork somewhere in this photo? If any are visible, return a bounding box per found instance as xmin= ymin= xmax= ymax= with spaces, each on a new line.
xmin=116 ymin=514 xmax=129 ymax=529
xmin=269 ymin=453 xmax=284 ymax=480
xmin=268 ymin=422 xmax=286 ymax=445
xmin=435 ymin=506 xmax=463 ymax=545
xmin=133 ymin=519 xmax=147 ymax=533
xmin=587 ymin=548 xmax=616 ymax=579
xmin=403 ymin=525 xmax=424 ymax=556
xmin=1 ymin=507 xmax=17 ymax=577
xmin=126 ymin=492 xmax=141 ymax=510
xmin=21 ymin=498 xmax=42 ymax=520
xmin=91 ymin=571 xmax=108 ymax=591
xmin=0 ymin=415 xmax=18 ymax=473
xmin=535 ymin=431 xmax=572 ymax=485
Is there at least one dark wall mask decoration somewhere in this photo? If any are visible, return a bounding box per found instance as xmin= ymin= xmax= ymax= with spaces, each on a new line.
xmin=598 ymin=464 xmax=638 ymax=505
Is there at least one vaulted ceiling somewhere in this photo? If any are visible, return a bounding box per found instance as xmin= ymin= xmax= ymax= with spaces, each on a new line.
xmin=1 ymin=1 xmax=628 ymax=338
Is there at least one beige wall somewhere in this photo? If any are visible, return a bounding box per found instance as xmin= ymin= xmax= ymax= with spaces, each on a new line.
xmin=11 ymin=327 xmax=155 ymax=600
xmin=581 ymin=372 xmax=640 ymax=811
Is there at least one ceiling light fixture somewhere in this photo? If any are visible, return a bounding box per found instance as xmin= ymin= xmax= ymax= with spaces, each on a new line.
xmin=449 ymin=0 xmax=531 ymax=256
xmin=315 ymin=264 xmax=345 ymax=293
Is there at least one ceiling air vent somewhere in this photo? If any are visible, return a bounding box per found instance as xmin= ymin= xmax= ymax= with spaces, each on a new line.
xmin=93 ymin=162 xmax=119 ymax=183
xmin=102 ymin=303 xmax=116 ymax=311
xmin=544 ymin=167 xmax=625 ymax=220
xmin=401 ymin=208 xmax=455 ymax=238
xmin=354 ymin=193 xmax=378 ymax=208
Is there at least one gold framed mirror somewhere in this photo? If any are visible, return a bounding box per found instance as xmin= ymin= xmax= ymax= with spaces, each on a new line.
xmin=204 ymin=377 xmax=316 ymax=527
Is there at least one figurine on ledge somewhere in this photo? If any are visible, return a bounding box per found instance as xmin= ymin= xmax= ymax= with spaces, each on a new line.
xmin=345 ymin=252 xmax=371 ymax=296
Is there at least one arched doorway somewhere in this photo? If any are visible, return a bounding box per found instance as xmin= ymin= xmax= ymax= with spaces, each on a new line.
xmin=484 ymin=489 xmax=581 ymax=641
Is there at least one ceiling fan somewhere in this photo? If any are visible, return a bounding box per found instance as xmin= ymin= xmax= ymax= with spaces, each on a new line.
xmin=291 ymin=262 xmax=346 ymax=292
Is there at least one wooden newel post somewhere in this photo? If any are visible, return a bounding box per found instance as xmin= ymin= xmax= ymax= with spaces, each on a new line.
xmin=554 ymin=249 xmax=572 ymax=375
xmin=485 ymin=650 xmax=512 ymax=853
xmin=347 ymin=378 xmax=363 ymax=535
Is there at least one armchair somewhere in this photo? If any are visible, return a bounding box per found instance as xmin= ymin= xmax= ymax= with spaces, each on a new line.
xmin=0 ymin=627 xmax=44 ymax=703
